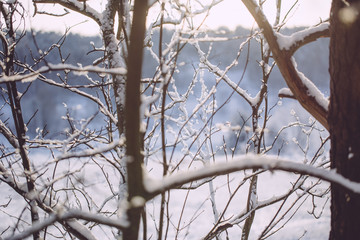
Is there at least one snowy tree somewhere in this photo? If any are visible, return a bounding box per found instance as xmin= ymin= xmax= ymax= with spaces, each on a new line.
xmin=1 ymin=0 xmax=360 ymax=239
xmin=241 ymin=0 xmax=360 ymax=239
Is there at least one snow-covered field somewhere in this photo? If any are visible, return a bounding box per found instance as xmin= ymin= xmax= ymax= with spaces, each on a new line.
xmin=144 ymin=154 xmax=331 ymax=240
xmin=0 ymin=149 xmax=331 ymax=240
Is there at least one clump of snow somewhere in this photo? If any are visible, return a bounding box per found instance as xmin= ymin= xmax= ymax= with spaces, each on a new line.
xmin=130 ymin=196 xmax=146 ymax=208
xmin=278 ymin=87 xmax=293 ymax=97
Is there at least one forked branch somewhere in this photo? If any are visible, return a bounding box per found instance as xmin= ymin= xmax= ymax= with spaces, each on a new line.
xmin=241 ymin=0 xmax=329 ymax=130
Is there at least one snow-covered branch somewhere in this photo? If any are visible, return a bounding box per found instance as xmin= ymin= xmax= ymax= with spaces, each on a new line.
xmin=54 ymin=139 xmax=125 ymax=162
xmin=0 ymin=63 xmax=127 ymax=83
xmin=6 ymin=209 xmax=129 ymax=240
xmin=0 ymin=119 xmax=19 ymax=148
xmin=241 ymin=0 xmax=329 ymax=130
xmin=33 ymin=0 xmax=102 ymax=25
xmin=204 ymin=174 xmax=319 ymax=239
xmin=276 ymin=22 xmax=330 ymax=55
xmin=290 ymin=57 xmax=329 ymax=111
xmin=38 ymin=76 xmax=118 ymax=125
xmin=0 ymin=162 xmax=99 ymax=240
xmin=203 ymin=190 xmax=293 ymax=239
xmin=145 ymin=155 xmax=360 ymax=199
xmin=278 ymin=87 xmax=295 ymax=99
xmin=194 ymin=41 xmax=258 ymax=107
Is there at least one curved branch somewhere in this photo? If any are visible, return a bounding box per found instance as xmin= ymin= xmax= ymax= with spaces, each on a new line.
xmin=144 ymin=155 xmax=360 ymax=199
xmin=7 ymin=209 xmax=129 ymax=240
xmin=277 ymin=22 xmax=330 ymax=56
xmin=278 ymin=87 xmax=296 ymax=99
xmin=241 ymin=0 xmax=329 ymax=130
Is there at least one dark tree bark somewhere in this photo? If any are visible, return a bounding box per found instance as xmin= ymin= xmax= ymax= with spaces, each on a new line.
xmin=329 ymin=0 xmax=360 ymax=239
xmin=123 ymin=0 xmax=148 ymax=239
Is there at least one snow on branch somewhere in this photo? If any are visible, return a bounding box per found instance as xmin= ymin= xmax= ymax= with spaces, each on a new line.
xmin=0 ymin=119 xmax=19 ymax=148
xmin=203 ymin=175 xmax=313 ymax=239
xmin=33 ymin=0 xmax=102 ymax=25
xmin=54 ymin=138 xmax=125 ymax=162
xmin=6 ymin=209 xmax=129 ymax=240
xmin=194 ymin=42 xmax=258 ymax=107
xmin=38 ymin=76 xmax=118 ymax=125
xmin=0 ymin=63 xmax=127 ymax=84
xmin=0 ymin=163 xmax=28 ymax=196
xmin=276 ymin=22 xmax=330 ymax=55
xmin=179 ymin=36 xmax=233 ymax=43
xmin=0 ymin=162 xmax=100 ymax=240
xmin=241 ymin=0 xmax=329 ymax=130
xmin=278 ymin=87 xmax=295 ymax=99
xmin=200 ymin=56 xmax=260 ymax=107
xmin=291 ymin=57 xmax=329 ymax=111
xmin=144 ymin=154 xmax=360 ymax=199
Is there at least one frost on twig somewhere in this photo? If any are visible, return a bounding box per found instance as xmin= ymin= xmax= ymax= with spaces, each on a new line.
xmin=241 ymin=0 xmax=329 ymax=129
xmin=0 ymin=63 xmax=127 ymax=83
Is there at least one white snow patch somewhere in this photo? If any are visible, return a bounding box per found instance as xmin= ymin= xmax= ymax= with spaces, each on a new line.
xmin=291 ymin=58 xmax=329 ymax=111
xmin=278 ymin=87 xmax=293 ymax=97
xmin=130 ymin=196 xmax=146 ymax=208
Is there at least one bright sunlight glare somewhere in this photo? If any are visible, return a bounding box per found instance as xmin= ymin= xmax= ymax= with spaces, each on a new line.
xmin=21 ymin=0 xmax=331 ymax=36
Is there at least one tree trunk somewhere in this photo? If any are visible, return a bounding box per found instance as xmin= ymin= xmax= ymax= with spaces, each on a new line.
xmin=329 ymin=0 xmax=360 ymax=239
xmin=123 ymin=0 xmax=148 ymax=239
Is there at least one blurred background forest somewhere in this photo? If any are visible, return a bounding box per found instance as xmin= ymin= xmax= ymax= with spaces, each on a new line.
xmin=12 ymin=26 xmax=329 ymax=145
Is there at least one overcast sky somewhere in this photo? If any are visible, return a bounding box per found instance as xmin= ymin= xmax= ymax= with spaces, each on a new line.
xmin=22 ymin=0 xmax=331 ymax=36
